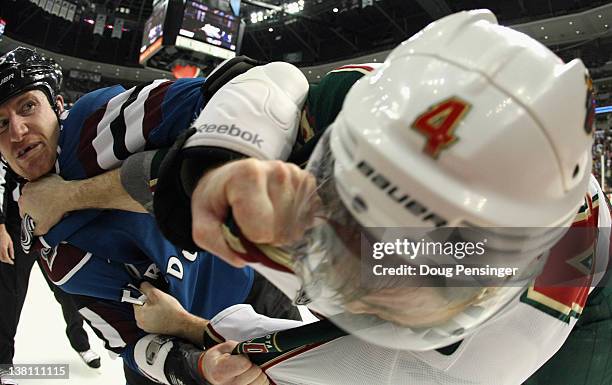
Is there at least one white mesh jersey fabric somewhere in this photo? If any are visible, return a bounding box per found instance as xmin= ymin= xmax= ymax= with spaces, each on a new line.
xmin=211 ymin=300 xmax=576 ymax=385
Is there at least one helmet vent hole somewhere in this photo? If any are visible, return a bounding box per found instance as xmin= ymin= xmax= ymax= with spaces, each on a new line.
xmin=352 ymin=196 xmax=368 ymax=213
xmin=572 ymin=165 xmax=579 ymax=178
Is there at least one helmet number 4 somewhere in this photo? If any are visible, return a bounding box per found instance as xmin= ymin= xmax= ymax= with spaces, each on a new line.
xmin=411 ymin=97 xmax=471 ymax=159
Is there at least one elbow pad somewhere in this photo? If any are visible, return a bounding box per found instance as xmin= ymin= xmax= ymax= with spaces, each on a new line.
xmin=120 ymin=149 xmax=163 ymax=214
xmin=154 ymin=60 xmax=309 ymax=251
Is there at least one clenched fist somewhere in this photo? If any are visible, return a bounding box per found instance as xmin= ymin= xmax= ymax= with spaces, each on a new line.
xmin=191 ymin=159 xmax=319 ymax=267
xmin=201 ymin=341 xmax=269 ymax=385
xmin=19 ymin=174 xmax=74 ymax=235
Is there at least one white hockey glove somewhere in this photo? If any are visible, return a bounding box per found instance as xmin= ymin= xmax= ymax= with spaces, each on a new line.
xmin=154 ymin=58 xmax=309 ymax=250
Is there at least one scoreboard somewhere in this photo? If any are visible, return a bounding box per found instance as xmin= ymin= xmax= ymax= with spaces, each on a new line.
xmin=176 ymin=1 xmax=241 ymax=60
xmin=139 ymin=0 xmax=168 ymax=63
xmin=139 ymin=0 xmax=244 ymax=64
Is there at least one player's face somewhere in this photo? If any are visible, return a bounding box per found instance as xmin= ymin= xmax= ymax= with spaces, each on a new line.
xmin=0 ymin=90 xmax=61 ymax=180
xmin=343 ymin=286 xmax=478 ymax=328
xmin=299 ymin=226 xmax=482 ymax=329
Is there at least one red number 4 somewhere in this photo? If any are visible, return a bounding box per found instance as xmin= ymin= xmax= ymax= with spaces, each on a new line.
xmin=411 ymin=97 xmax=471 ymax=158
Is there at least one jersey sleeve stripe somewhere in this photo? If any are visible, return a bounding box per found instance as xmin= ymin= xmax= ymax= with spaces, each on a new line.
xmin=332 ymin=65 xmax=375 ymax=72
xmin=203 ymin=323 xmax=226 ymax=348
xmin=109 ymin=83 xmax=148 ymax=162
xmin=124 ymin=79 xmax=169 ymax=153
xmin=78 ymin=80 xmax=173 ymax=177
xmin=78 ymin=107 xmax=107 ymax=176
xmin=52 ymin=251 xmax=92 ymax=286
xmin=261 ymin=341 xmax=327 ymax=371
xmin=92 ymin=89 xmax=135 ymax=170
xmin=79 ymin=307 xmax=127 ymax=349
xmin=39 ymin=243 xmax=92 ymax=286
xmin=142 ymin=81 xmax=173 ymax=142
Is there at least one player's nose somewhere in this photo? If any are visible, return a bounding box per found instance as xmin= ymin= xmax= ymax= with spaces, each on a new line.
xmin=9 ymin=116 xmax=29 ymax=142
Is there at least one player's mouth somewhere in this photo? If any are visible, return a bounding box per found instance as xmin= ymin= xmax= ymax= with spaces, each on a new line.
xmin=16 ymin=142 xmax=42 ymax=160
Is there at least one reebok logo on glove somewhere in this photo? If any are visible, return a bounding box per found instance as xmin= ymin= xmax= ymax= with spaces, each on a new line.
xmin=196 ymin=123 xmax=264 ymax=149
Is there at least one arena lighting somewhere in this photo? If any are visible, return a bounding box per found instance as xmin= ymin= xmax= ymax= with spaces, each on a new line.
xmin=285 ymin=0 xmax=304 ymax=14
xmin=103 ymin=24 xmax=128 ymax=31
xmin=249 ymin=0 xmax=304 ymax=23
xmin=250 ymin=11 xmax=264 ymax=23
xmin=595 ymin=106 xmax=612 ymax=114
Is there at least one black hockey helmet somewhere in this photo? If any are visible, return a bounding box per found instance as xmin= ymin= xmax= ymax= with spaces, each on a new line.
xmin=0 ymin=47 xmax=63 ymax=113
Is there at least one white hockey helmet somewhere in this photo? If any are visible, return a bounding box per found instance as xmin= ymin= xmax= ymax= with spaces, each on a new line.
xmin=333 ymin=9 xmax=593 ymax=230
xmin=291 ymin=9 xmax=595 ymax=351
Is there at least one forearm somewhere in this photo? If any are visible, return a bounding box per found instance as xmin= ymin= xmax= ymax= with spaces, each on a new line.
xmin=172 ymin=311 xmax=209 ymax=347
xmin=19 ymin=170 xmax=146 ymax=236
xmin=68 ymin=169 xmax=147 ymax=213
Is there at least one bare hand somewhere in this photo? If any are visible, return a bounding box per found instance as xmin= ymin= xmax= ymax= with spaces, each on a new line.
xmin=19 ymin=174 xmax=74 ymax=235
xmin=0 ymin=224 xmax=14 ymax=265
xmin=134 ymin=282 xmax=188 ymax=336
xmin=202 ymin=341 xmax=269 ymax=385
xmin=191 ymin=159 xmax=318 ymax=267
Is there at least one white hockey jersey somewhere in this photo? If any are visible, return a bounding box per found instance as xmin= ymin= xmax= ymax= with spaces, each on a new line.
xmin=212 ymin=176 xmax=611 ymax=385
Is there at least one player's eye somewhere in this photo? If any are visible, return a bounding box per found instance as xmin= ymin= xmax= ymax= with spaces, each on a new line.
xmin=0 ymin=119 xmax=8 ymax=134
xmin=21 ymin=100 xmax=36 ymax=114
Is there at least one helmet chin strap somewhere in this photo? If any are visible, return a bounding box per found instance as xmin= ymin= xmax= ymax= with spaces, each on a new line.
xmin=50 ymin=100 xmax=61 ymax=140
xmin=47 ymin=91 xmax=63 ymax=125
xmin=53 ymin=102 xmax=61 ymax=117
xmin=33 ymin=84 xmax=62 ymax=118
xmin=50 ymin=90 xmax=62 ymax=117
